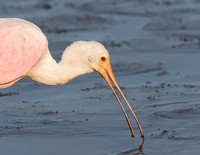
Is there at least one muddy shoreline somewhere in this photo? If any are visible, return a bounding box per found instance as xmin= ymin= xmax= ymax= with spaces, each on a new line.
xmin=1 ymin=0 xmax=200 ymax=154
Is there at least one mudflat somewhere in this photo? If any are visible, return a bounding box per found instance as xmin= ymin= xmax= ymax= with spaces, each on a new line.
xmin=0 ymin=0 xmax=200 ymax=154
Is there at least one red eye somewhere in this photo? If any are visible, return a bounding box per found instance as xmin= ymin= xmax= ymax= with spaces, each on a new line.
xmin=101 ymin=56 xmax=106 ymax=61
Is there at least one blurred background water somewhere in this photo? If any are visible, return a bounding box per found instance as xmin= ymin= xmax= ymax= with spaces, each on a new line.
xmin=1 ymin=0 xmax=200 ymax=154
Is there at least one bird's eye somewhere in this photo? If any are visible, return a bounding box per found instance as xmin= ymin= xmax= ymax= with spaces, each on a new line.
xmin=101 ymin=56 xmax=106 ymax=61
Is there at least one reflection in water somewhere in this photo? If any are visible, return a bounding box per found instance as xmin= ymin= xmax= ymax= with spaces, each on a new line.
xmin=112 ymin=137 xmax=145 ymax=155
xmin=139 ymin=137 xmax=145 ymax=152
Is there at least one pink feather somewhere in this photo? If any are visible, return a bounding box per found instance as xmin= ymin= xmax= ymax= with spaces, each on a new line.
xmin=0 ymin=18 xmax=47 ymax=86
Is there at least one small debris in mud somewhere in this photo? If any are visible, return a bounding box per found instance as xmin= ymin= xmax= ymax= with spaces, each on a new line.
xmin=43 ymin=121 xmax=48 ymax=124
xmin=84 ymin=96 xmax=101 ymax=100
xmin=146 ymin=81 xmax=152 ymax=84
xmin=64 ymin=119 xmax=76 ymax=125
xmin=47 ymin=28 xmax=68 ymax=34
xmin=81 ymin=88 xmax=91 ymax=91
xmin=163 ymin=1 xmax=171 ymax=6
xmin=180 ymin=25 xmax=185 ymax=29
xmin=0 ymin=92 xmax=19 ymax=97
xmin=37 ymin=111 xmax=59 ymax=115
xmin=152 ymin=129 xmax=169 ymax=139
xmin=141 ymin=85 xmax=148 ymax=89
xmin=102 ymin=40 xmax=130 ymax=48
xmin=183 ymin=84 xmax=196 ymax=88
xmin=147 ymin=96 xmax=156 ymax=101
xmin=168 ymin=135 xmax=200 ymax=140
xmin=16 ymin=126 xmax=23 ymax=130
xmin=81 ymin=83 xmax=108 ymax=91
xmin=66 ymin=2 xmax=79 ymax=8
xmin=72 ymin=110 xmax=80 ymax=113
xmin=156 ymin=71 xmax=169 ymax=76
xmin=110 ymin=41 xmax=121 ymax=47
xmin=76 ymin=15 xmax=109 ymax=23
xmin=167 ymin=84 xmax=171 ymax=87
xmin=22 ymin=101 xmax=29 ymax=104
xmin=43 ymin=3 xmax=52 ymax=9
xmin=160 ymin=83 xmax=165 ymax=88
xmin=183 ymin=38 xmax=188 ymax=42
xmin=172 ymin=108 xmax=196 ymax=114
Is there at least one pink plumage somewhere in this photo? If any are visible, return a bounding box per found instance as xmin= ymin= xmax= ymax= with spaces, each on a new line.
xmin=0 ymin=18 xmax=47 ymax=87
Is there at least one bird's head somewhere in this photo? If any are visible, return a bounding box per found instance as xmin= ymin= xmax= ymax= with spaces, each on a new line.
xmin=63 ymin=41 xmax=143 ymax=138
xmin=65 ymin=41 xmax=114 ymax=85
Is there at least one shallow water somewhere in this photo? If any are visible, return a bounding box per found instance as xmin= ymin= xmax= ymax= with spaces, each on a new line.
xmin=1 ymin=0 xmax=200 ymax=154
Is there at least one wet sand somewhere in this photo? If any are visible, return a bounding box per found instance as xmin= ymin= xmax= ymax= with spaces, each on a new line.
xmin=1 ymin=0 xmax=200 ymax=154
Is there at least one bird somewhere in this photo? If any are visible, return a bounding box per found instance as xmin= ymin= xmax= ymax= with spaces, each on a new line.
xmin=0 ymin=18 xmax=144 ymax=138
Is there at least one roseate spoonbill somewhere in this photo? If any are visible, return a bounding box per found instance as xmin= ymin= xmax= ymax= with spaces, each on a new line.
xmin=0 ymin=18 xmax=144 ymax=138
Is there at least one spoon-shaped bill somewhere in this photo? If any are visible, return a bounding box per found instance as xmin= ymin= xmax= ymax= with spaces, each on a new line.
xmin=99 ymin=62 xmax=144 ymax=138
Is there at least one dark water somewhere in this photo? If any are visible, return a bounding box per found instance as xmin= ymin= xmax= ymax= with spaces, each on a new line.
xmin=1 ymin=0 xmax=200 ymax=154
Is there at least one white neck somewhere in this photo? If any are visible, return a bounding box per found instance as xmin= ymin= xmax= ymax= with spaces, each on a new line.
xmin=26 ymin=48 xmax=94 ymax=85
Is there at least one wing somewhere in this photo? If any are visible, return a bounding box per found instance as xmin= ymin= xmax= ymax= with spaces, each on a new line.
xmin=0 ymin=18 xmax=48 ymax=86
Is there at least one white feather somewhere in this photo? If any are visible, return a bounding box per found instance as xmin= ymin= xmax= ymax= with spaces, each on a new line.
xmin=26 ymin=41 xmax=109 ymax=85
